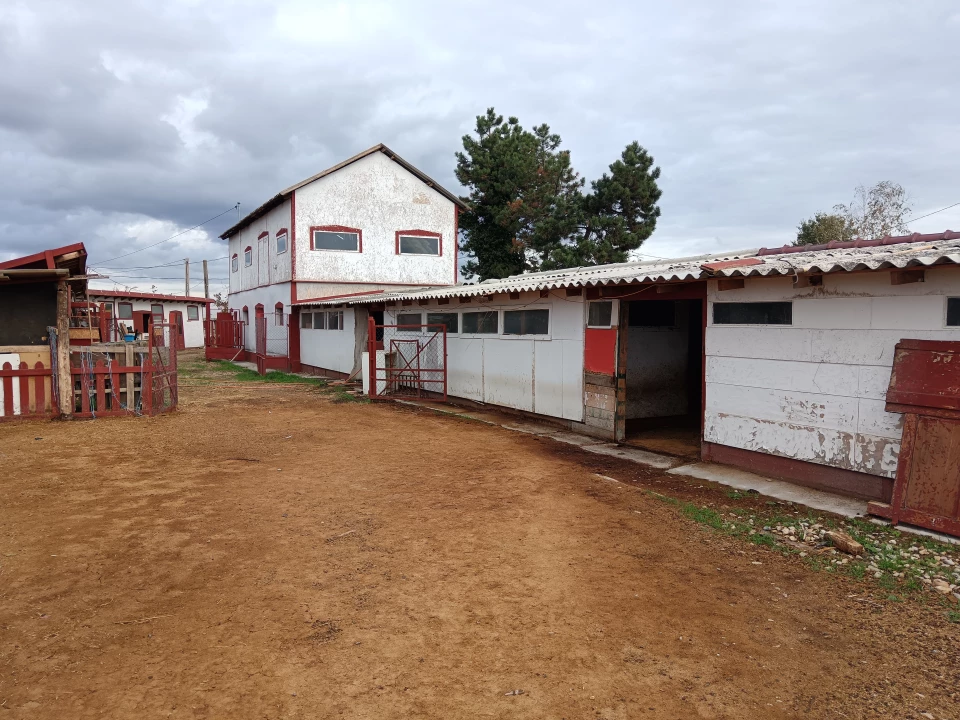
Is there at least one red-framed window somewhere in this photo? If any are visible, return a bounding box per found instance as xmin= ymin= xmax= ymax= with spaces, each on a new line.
xmin=187 ymin=305 xmax=200 ymax=321
xmin=232 ymin=254 xmax=239 ymax=272
xmin=244 ymin=246 xmax=252 ymax=266
xmin=310 ymin=225 xmax=362 ymax=252
xmin=242 ymin=306 xmax=249 ymax=324
xmin=274 ymin=302 xmax=284 ymax=326
xmin=396 ymin=229 xmax=442 ymax=256
xmin=117 ymin=301 xmax=133 ymax=320
xmin=276 ymin=230 xmax=288 ymax=254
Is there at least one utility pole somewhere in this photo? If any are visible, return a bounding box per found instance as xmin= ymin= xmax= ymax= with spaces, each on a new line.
xmin=203 ymin=259 xmax=210 ymax=299
xmin=185 ymin=258 xmax=190 ymax=297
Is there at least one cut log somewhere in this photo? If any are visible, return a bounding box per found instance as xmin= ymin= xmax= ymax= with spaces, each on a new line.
xmin=825 ymin=530 xmax=864 ymax=556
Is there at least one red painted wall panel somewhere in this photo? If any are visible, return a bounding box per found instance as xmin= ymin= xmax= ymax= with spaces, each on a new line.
xmin=584 ymin=327 xmax=617 ymax=375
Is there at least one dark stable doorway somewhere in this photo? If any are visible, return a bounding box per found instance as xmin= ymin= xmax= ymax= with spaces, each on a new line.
xmin=371 ymin=310 xmax=384 ymax=349
xmin=623 ymin=298 xmax=703 ymax=459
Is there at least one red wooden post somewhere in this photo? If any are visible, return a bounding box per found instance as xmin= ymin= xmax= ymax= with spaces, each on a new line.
xmin=18 ymin=362 xmax=31 ymax=415
xmin=79 ymin=367 xmax=90 ymax=415
xmin=2 ymin=363 xmax=14 ymax=417
xmin=35 ymin=362 xmax=47 ymax=415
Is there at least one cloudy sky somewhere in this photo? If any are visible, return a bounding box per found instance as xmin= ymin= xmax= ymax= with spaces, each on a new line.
xmin=2 ymin=0 xmax=959 ymax=296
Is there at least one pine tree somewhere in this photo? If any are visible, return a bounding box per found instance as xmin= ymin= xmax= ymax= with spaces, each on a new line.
xmin=456 ymin=111 xmax=662 ymax=279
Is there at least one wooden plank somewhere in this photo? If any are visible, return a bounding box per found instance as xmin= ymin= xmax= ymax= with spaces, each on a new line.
xmin=18 ymin=363 xmax=30 ymax=414
xmin=125 ymin=345 xmax=134 ymax=410
xmin=56 ymin=279 xmax=72 ymax=417
xmin=35 ymin=362 xmax=47 ymax=414
xmin=1 ymin=365 xmax=13 ymax=417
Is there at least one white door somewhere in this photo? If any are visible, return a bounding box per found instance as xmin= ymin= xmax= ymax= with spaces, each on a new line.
xmin=258 ymin=237 xmax=270 ymax=286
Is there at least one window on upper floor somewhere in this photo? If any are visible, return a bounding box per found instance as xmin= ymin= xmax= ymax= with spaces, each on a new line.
xmin=276 ymin=232 xmax=288 ymax=254
xmin=948 ymin=298 xmax=960 ymax=326
xmin=312 ymin=226 xmax=361 ymax=252
xmin=244 ymin=247 xmax=252 ymax=266
xmin=232 ymin=254 xmax=239 ymax=272
xmin=713 ymin=301 xmax=792 ymax=325
xmin=398 ymin=231 xmax=441 ymax=256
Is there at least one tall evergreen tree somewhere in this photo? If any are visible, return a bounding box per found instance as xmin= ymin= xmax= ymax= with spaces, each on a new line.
xmin=455 ymin=109 xmax=582 ymax=280
xmin=548 ymin=142 xmax=662 ymax=269
xmin=456 ymin=110 xmax=662 ymax=279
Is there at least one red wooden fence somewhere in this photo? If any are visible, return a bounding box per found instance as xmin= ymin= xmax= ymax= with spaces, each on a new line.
xmin=71 ymin=361 xmax=146 ymax=417
xmin=0 ymin=361 xmax=56 ymax=421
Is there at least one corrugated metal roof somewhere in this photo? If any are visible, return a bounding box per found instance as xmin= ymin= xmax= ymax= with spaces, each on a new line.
xmin=296 ymin=232 xmax=960 ymax=306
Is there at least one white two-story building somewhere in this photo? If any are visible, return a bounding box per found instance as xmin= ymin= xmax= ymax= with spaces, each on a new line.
xmin=221 ymin=144 xmax=466 ymax=368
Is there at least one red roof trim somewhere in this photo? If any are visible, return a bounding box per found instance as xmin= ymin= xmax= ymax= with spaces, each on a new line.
xmin=258 ymin=231 xmax=269 ymax=240
xmin=294 ymin=289 xmax=385 ymax=305
xmin=88 ymin=289 xmax=215 ymax=303
xmin=758 ymin=230 xmax=960 ymax=257
xmin=0 ymin=242 xmax=87 ymax=270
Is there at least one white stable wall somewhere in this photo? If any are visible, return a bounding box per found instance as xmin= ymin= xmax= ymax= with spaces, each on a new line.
xmin=299 ymin=307 xmax=358 ymax=375
xmin=294 ymin=152 xmax=457 ymax=288
xmin=704 ymin=266 xmax=960 ymax=478
xmin=384 ymin=292 xmax=585 ymax=421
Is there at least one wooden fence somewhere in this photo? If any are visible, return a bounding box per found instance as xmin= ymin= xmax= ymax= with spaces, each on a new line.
xmin=0 ymin=361 xmax=56 ymax=420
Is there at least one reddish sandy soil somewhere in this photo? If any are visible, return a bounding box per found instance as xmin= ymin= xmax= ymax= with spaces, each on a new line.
xmin=1 ymin=361 xmax=958 ymax=719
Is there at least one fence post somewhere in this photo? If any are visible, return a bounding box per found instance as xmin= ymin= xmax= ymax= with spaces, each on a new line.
xmin=367 ymin=316 xmax=377 ymax=398
xmin=55 ymin=280 xmax=72 ymax=417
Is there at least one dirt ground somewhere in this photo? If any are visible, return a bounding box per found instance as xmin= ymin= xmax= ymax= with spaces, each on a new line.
xmin=1 ymin=357 xmax=958 ymax=719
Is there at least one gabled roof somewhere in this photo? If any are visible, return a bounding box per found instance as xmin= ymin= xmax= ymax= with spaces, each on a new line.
xmin=87 ymin=289 xmax=215 ymax=304
xmin=220 ymin=144 xmax=468 ymax=239
xmin=298 ymin=229 xmax=960 ymax=306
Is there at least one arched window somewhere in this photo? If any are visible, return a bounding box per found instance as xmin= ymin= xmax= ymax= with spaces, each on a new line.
xmin=275 ymin=302 xmax=284 ymax=326
xmin=242 ymin=306 xmax=249 ymax=324
xmin=244 ymin=246 xmax=252 ymax=266
xmin=231 ymin=254 xmax=239 ymax=272
xmin=276 ymin=230 xmax=288 ymax=254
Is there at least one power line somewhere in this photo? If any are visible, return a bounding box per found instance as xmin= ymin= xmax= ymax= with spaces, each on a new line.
xmin=93 ymin=204 xmax=239 ymax=264
xmin=907 ymin=201 xmax=960 ymax=225
xmin=92 ymin=256 xmax=229 ymax=272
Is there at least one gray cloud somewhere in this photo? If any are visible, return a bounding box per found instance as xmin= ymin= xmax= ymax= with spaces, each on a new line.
xmin=1 ymin=0 xmax=959 ymax=294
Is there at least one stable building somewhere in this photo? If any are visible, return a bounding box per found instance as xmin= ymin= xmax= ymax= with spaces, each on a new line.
xmin=296 ymin=231 xmax=960 ymax=515
xmin=86 ymin=290 xmax=214 ymax=349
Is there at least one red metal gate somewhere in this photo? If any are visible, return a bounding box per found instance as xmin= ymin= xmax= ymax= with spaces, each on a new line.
xmin=204 ymin=312 xmax=245 ymax=361
xmin=367 ymin=317 xmax=446 ymax=399
xmin=254 ymin=313 xmax=290 ymax=375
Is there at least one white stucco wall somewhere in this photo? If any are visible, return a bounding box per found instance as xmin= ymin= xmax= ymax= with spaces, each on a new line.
xmin=383 ymin=292 xmax=585 ymax=421
xmin=228 ymin=199 xmax=293 ymax=295
xmin=227 ymin=283 xmax=291 ymax=352
xmin=299 ymin=307 xmax=358 ymax=375
xmin=294 ymin=152 xmax=457 ymax=288
xmin=703 ymin=266 xmax=960 ymax=478
xmin=89 ymin=295 xmax=209 ymax=348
